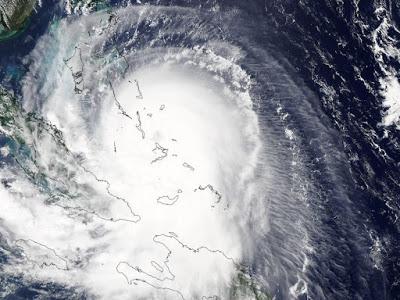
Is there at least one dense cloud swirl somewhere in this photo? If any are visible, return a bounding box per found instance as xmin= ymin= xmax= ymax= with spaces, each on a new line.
xmin=2 ymin=5 xmax=267 ymax=299
xmin=0 ymin=1 xmax=396 ymax=299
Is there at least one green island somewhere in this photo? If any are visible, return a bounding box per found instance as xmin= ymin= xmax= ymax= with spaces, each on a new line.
xmin=230 ymin=266 xmax=272 ymax=300
xmin=0 ymin=0 xmax=37 ymax=41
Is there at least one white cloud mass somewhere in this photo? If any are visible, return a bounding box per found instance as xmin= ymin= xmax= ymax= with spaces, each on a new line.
xmin=0 ymin=4 xmax=267 ymax=300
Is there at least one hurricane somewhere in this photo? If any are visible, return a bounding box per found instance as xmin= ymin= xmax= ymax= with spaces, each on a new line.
xmin=0 ymin=1 xmax=399 ymax=299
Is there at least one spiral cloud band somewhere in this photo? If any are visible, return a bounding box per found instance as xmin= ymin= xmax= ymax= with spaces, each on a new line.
xmin=0 ymin=2 xmax=382 ymax=299
xmin=1 ymin=5 xmax=267 ymax=299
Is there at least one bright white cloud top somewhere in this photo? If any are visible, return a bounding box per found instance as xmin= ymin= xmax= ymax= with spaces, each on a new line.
xmin=0 ymin=5 xmax=268 ymax=299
